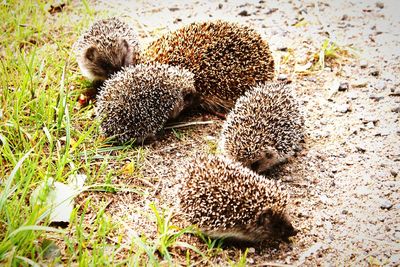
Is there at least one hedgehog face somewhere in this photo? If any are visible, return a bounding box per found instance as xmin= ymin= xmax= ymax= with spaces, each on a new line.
xmin=74 ymin=17 xmax=140 ymax=82
xmin=170 ymin=89 xmax=198 ymax=119
xmin=255 ymin=209 xmax=297 ymax=242
xmin=81 ymin=39 xmax=138 ymax=81
xmin=249 ymin=148 xmax=288 ymax=173
xmin=203 ymin=210 xmax=297 ymax=243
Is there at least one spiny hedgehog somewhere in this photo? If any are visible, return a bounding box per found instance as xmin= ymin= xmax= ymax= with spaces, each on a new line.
xmin=73 ymin=17 xmax=140 ymax=81
xmin=95 ymin=62 xmax=196 ymax=144
xmin=178 ymin=154 xmax=296 ymax=243
xmin=141 ymin=20 xmax=275 ymax=113
xmin=218 ymin=82 xmax=304 ymax=173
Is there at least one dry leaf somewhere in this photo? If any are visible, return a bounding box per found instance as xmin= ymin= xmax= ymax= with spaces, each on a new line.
xmin=30 ymin=174 xmax=87 ymax=225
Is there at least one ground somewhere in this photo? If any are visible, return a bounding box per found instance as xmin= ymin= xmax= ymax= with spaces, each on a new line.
xmin=1 ymin=0 xmax=399 ymax=266
xmin=92 ymin=0 xmax=400 ymax=265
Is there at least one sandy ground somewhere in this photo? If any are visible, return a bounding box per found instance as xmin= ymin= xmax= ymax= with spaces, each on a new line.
xmin=76 ymin=0 xmax=400 ymax=265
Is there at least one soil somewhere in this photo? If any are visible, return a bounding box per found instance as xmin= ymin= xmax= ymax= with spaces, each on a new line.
xmin=77 ymin=0 xmax=400 ymax=265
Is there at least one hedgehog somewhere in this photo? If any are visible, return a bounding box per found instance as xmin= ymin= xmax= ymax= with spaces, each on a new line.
xmin=178 ymin=154 xmax=297 ymax=243
xmin=95 ymin=62 xmax=196 ymax=144
xmin=73 ymin=17 xmax=140 ymax=81
xmin=140 ymin=20 xmax=275 ymax=113
xmin=218 ymin=82 xmax=304 ymax=173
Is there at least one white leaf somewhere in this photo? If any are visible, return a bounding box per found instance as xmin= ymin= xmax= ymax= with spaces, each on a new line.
xmin=31 ymin=174 xmax=87 ymax=224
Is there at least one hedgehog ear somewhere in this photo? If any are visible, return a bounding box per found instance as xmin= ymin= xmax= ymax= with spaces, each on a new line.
xmin=85 ymin=46 xmax=97 ymax=62
xmin=119 ymin=39 xmax=129 ymax=51
xmin=119 ymin=39 xmax=134 ymax=66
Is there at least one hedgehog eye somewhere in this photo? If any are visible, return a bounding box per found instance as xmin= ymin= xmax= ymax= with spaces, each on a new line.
xmin=250 ymin=160 xmax=261 ymax=171
xmin=256 ymin=213 xmax=266 ymax=226
xmin=184 ymin=92 xmax=195 ymax=104
xmin=257 ymin=209 xmax=273 ymax=226
xmin=99 ymin=60 xmax=115 ymax=73
xmin=264 ymin=151 xmax=274 ymax=159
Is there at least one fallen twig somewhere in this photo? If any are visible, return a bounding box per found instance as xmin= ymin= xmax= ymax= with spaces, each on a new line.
xmin=165 ymin=120 xmax=215 ymax=129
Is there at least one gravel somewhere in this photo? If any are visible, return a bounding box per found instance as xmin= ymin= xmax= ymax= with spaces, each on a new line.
xmin=91 ymin=0 xmax=400 ymax=265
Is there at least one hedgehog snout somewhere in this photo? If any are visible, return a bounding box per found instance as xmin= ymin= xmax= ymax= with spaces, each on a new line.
xmin=183 ymin=91 xmax=199 ymax=108
xmin=82 ymin=47 xmax=119 ymax=80
xmin=257 ymin=209 xmax=297 ymax=241
xmin=250 ymin=149 xmax=284 ymax=173
xmin=280 ymin=222 xmax=298 ymax=242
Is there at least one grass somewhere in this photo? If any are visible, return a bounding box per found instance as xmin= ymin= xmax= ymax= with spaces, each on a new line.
xmin=0 ymin=1 xmax=250 ymax=265
xmin=310 ymin=38 xmax=357 ymax=71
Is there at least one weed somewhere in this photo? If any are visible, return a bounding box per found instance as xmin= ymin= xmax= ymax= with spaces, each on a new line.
xmin=172 ymin=128 xmax=186 ymax=141
xmin=311 ymin=39 xmax=356 ymax=71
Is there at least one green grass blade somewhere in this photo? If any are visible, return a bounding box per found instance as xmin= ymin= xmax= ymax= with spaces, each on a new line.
xmin=0 ymin=148 xmax=33 ymax=212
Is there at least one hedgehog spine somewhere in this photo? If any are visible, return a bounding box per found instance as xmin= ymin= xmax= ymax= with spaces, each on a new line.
xmin=178 ymin=154 xmax=296 ymax=243
xmin=218 ymin=82 xmax=304 ymax=173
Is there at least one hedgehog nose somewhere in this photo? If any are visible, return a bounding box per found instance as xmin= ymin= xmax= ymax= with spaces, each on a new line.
xmin=283 ymin=226 xmax=298 ymax=240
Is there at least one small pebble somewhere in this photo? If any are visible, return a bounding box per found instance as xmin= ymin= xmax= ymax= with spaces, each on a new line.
xmin=369 ymin=94 xmax=384 ymax=101
xmin=341 ymin=14 xmax=348 ymax=20
xmin=248 ymin=247 xmax=256 ymax=253
xmin=391 ymin=106 xmax=400 ymax=113
xmin=366 ymin=121 xmax=375 ymax=129
xmin=380 ymin=199 xmax=393 ymax=210
xmin=336 ymin=104 xmax=351 ymax=113
xmin=370 ymin=69 xmax=380 ymax=76
xmin=277 ymin=73 xmax=288 ymax=80
xmin=352 ymin=80 xmax=368 ymax=88
xmin=218 ymin=3 xmax=223 ymax=9
xmin=356 ymin=145 xmax=366 ymax=153
xmin=341 ymin=209 xmax=348 ymax=215
xmin=277 ymin=46 xmax=288 ymax=52
xmin=360 ymin=60 xmax=368 ymax=68
xmin=376 ymin=2 xmax=384 ymax=9
xmin=389 ymin=89 xmax=400 ymax=96
xmin=238 ymin=10 xmax=250 ymax=16
xmin=346 ymin=91 xmax=358 ymax=100
xmin=390 ymin=170 xmax=398 ymax=177
xmin=375 ymin=81 xmax=387 ymax=90
xmin=338 ymin=82 xmax=349 ymax=91
xmin=266 ymin=8 xmax=278 ymax=15
xmin=360 ymin=115 xmax=379 ymax=124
